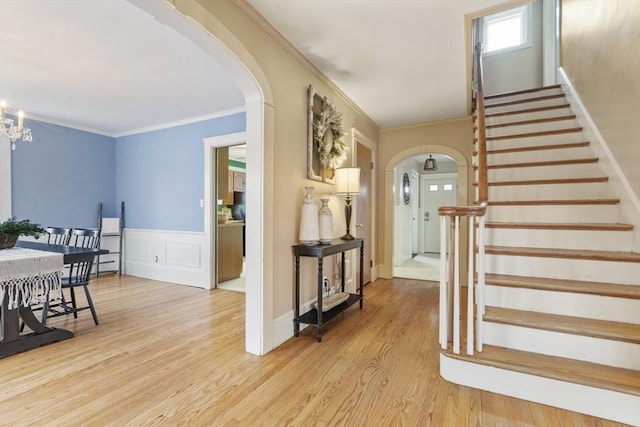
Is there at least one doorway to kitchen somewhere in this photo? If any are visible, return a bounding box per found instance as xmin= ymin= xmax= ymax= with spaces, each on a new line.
xmin=216 ymin=144 xmax=247 ymax=293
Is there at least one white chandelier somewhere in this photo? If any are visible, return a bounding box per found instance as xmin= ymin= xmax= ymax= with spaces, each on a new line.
xmin=0 ymin=99 xmax=33 ymax=150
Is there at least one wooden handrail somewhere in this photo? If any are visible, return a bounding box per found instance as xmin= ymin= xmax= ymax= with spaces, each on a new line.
xmin=475 ymin=42 xmax=488 ymax=205
xmin=438 ymin=42 xmax=488 ymax=217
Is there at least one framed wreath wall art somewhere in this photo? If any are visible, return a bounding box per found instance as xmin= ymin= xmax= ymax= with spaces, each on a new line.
xmin=307 ymin=85 xmax=348 ymax=183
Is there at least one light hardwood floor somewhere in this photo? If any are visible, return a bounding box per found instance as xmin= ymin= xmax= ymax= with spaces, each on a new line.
xmin=0 ymin=275 xmax=627 ymax=426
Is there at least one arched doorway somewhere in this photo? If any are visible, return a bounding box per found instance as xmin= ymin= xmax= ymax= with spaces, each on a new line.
xmin=382 ymin=145 xmax=468 ymax=279
xmin=393 ymin=154 xmax=458 ymax=281
xmin=133 ymin=0 xmax=274 ymax=355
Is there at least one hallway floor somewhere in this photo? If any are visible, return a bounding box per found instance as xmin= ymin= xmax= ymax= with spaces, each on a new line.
xmin=394 ymin=252 xmax=440 ymax=281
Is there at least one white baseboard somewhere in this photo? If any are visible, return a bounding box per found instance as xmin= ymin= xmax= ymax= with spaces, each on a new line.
xmin=440 ymin=353 xmax=640 ymax=426
xmin=271 ymin=299 xmax=318 ymax=349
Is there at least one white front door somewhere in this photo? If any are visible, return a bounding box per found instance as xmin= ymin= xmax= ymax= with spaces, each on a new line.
xmin=410 ymin=170 xmax=420 ymax=255
xmin=420 ymin=176 xmax=457 ymax=253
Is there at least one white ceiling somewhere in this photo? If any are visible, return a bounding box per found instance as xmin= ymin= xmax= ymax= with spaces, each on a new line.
xmin=247 ymin=0 xmax=509 ymax=128
xmin=0 ymin=0 xmax=244 ymax=137
xmin=0 ymin=0 xmax=509 ymax=136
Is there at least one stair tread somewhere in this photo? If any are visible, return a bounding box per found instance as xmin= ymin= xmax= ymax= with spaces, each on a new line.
xmin=487 ymin=141 xmax=590 ymax=155
xmin=485 ymin=94 xmax=566 ymax=109
xmin=485 ymin=246 xmax=640 ymax=263
xmin=482 ymin=176 xmax=609 ymax=186
xmin=481 ymin=158 xmax=599 ymax=169
xmin=485 ymin=222 xmax=633 ymax=231
xmin=484 ymin=306 xmax=640 ymax=344
xmin=485 ymin=103 xmax=571 ymax=118
xmin=485 ymin=85 xmax=562 ymax=100
xmin=488 ymin=199 xmax=620 ymax=206
xmin=445 ymin=345 xmax=640 ymax=396
xmin=487 ymin=127 xmax=583 ymax=141
xmin=486 ymin=114 xmax=576 ymax=129
xmin=483 ymin=273 xmax=640 ymax=299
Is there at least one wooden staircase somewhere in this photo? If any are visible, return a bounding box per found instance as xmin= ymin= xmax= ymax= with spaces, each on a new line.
xmin=442 ymin=84 xmax=640 ymax=425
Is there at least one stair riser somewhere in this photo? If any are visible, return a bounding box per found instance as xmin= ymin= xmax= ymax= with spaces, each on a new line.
xmin=484 ymin=254 xmax=640 ymax=285
xmin=487 ymin=146 xmax=595 ymax=164
xmin=484 ymin=88 xmax=564 ymax=105
xmin=484 ymin=229 xmax=633 ymax=252
xmin=486 ymin=119 xmax=579 ymax=137
xmin=488 ymin=182 xmax=610 ymax=200
xmin=483 ymin=323 xmax=640 ymax=370
xmin=487 ymin=132 xmax=585 ymax=150
xmin=486 ymin=204 xmax=620 ymax=223
xmin=485 ymin=98 xmax=568 ymax=114
xmin=440 ymin=354 xmax=640 ymax=426
xmin=485 ymin=107 xmax=573 ymax=125
xmin=488 ymin=163 xmax=602 ymax=182
xmin=484 ymin=285 xmax=640 ymax=324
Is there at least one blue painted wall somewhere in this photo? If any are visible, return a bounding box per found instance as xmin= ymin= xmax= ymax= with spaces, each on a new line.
xmin=11 ymin=119 xmax=116 ymax=228
xmin=10 ymin=112 xmax=245 ymax=233
xmin=116 ymin=112 xmax=245 ymax=232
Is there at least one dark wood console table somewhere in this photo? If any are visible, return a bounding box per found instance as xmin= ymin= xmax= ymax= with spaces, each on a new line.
xmin=293 ymin=238 xmax=364 ymax=342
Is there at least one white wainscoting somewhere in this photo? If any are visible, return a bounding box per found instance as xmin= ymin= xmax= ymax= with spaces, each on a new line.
xmin=123 ymin=228 xmax=209 ymax=289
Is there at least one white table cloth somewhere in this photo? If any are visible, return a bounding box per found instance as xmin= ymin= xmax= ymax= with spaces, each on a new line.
xmin=0 ymin=247 xmax=63 ymax=310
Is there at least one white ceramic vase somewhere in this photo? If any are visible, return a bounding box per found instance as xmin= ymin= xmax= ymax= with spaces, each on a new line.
xmin=318 ymin=198 xmax=333 ymax=244
xmin=299 ymin=186 xmax=319 ymax=245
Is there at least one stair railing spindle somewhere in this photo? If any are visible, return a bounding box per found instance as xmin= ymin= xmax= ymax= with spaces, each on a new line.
xmin=438 ymin=41 xmax=488 ymax=356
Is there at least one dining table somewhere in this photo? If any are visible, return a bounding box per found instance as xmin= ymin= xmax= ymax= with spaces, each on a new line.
xmin=0 ymin=241 xmax=108 ymax=358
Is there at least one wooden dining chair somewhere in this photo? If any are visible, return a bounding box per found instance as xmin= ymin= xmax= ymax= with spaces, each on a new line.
xmin=46 ymin=226 xmax=72 ymax=245
xmin=42 ymin=228 xmax=100 ymax=325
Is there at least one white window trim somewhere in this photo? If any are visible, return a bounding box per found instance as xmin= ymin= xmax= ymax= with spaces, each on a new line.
xmin=482 ymin=3 xmax=532 ymax=57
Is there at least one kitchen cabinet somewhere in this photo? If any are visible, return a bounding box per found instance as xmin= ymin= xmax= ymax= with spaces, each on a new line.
xmin=233 ymin=172 xmax=246 ymax=191
xmin=223 ymin=171 xmax=246 ymax=205
xmin=217 ymin=221 xmax=244 ymax=283
xmin=218 ymin=147 xmax=229 ymax=202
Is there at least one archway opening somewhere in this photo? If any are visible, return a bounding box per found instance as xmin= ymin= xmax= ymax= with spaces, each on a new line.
xmin=135 ymin=0 xmax=273 ymax=355
xmin=382 ymin=145 xmax=468 ymax=280
xmin=393 ymin=154 xmax=458 ymax=281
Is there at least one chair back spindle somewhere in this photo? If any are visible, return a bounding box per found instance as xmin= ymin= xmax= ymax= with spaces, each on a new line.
xmin=46 ymin=227 xmax=72 ymax=245
xmin=71 ymin=228 xmax=101 ymax=249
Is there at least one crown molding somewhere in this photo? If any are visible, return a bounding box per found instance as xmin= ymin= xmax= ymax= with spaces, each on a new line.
xmin=113 ymin=106 xmax=246 ymax=137
xmin=230 ymin=0 xmax=379 ymax=131
xmin=380 ymin=115 xmax=471 ymax=134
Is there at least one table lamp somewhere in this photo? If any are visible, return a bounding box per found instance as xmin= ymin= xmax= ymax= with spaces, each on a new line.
xmin=334 ymin=167 xmax=360 ymax=240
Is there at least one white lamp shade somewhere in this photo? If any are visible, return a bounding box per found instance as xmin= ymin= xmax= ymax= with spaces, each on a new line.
xmin=334 ymin=167 xmax=360 ymax=195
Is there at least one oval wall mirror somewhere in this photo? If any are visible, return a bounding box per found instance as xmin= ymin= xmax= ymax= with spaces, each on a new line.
xmin=402 ymin=172 xmax=410 ymax=205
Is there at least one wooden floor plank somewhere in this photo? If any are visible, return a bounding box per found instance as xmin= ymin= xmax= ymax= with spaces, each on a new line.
xmin=0 ymin=274 xmax=628 ymax=426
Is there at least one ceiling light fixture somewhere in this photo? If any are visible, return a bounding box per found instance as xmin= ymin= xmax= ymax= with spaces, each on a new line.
xmin=423 ymin=154 xmax=438 ymax=171
xmin=0 ymin=99 xmax=33 ymax=150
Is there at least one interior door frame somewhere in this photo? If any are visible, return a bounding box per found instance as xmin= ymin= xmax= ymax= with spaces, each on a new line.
xmin=352 ymin=128 xmax=377 ymax=283
xmin=410 ymin=169 xmax=420 ymax=255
